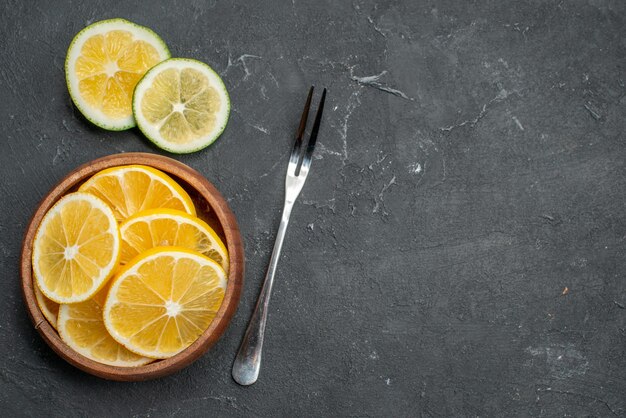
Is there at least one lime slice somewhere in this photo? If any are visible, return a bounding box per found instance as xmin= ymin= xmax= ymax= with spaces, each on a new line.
xmin=65 ymin=18 xmax=170 ymax=130
xmin=132 ymin=58 xmax=230 ymax=154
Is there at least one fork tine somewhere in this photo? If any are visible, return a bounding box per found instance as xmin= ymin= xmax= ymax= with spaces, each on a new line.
xmin=296 ymin=87 xmax=314 ymax=143
xmin=290 ymin=87 xmax=314 ymax=167
xmin=300 ymin=88 xmax=326 ymax=170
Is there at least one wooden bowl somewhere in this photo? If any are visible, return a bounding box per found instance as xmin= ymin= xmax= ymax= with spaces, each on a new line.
xmin=20 ymin=153 xmax=244 ymax=381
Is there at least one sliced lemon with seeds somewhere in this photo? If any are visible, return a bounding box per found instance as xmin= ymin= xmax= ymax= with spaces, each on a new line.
xmin=119 ymin=208 xmax=229 ymax=271
xmin=34 ymin=284 xmax=59 ymax=329
xmin=133 ymin=58 xmax=230 ymax=154
xmin=32 ymin=192 xmax=120 ymax=304
xmin=65 ymin=18 xmax=170 ymax=130
xmin=58 ymin=284 xmax=152 ymax=367
xmin=104 ymin=247 xmax=227 ymax=358
xmin=78 ymin=165 xmax=196 ymax=222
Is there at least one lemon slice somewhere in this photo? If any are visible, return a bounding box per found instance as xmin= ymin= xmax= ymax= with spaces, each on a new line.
xmin=34 ymin=284 xmax=59 ymax=329
xmin=32 ymin=192 xmax=120 ymax=304
xmin=104 ymin=247 xmax=227 ymax=358
xmin=78 ymin=165 xmax=196 ymax=222
xmin=58 ymin=285 xmax=152 ymax=367
xmin=119 ymin=209 xmax=229 ymax=271
xmin=65 ymin=18 xmax=170 ymax=130
xmin=133 ymin=58 xmax=230 ymax=153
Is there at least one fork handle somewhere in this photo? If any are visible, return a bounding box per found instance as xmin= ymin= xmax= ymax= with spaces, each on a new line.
xmin=232 ymin=202 xmax=294 ymax=385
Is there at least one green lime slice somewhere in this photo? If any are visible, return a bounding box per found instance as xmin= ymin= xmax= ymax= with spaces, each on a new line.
xmin=132 ymin=58 xmax=230 ymax=153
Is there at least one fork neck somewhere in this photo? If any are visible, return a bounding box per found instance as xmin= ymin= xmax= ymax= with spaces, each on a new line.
xmin=281 ymin=198 xmax=295 ymax=220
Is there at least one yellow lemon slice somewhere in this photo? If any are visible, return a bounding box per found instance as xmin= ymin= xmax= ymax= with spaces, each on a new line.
xmin=119 ymin=208 xmax=229 ymax=271
xmin=78 ymin=165 xmax=196 ymax=222
xmin=104 ymin=247 xmax=227 ymax=358
xmin=133 ymin=58 xmax=230 ymax=153
xmin=34 ymin=284 xmax=59 ymax=329
xmin=32 ymin=192 xmax=120 ymax=304
xmin=57 ymin=285 xmax=152 ymax=367
xmin=65 ymin=18 xmax=170 ymax=130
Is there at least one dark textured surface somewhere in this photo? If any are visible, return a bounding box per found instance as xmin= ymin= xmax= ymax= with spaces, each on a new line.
xmin=1 ymin=0 xmax=625 ymax=416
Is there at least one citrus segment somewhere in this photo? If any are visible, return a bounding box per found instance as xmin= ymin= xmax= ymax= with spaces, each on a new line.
xmin=104 ymin=247 xmax=227 ymax=358
xmin=57 ymin=285 xmax=152 ymax=367
xmin=119 ymin=209 xmax=228 ymax=271
xmin=78 ymin=165 xmax=196 ymax=222
xmin=32 ymin=192 xmax=120 ymax=304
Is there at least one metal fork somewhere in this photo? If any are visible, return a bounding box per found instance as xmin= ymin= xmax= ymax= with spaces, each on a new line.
xmin=232 ymin=86 xmax=326 ymax=386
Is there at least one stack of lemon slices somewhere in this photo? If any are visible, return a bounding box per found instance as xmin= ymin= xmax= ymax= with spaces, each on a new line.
xmin=32 ymin=165 xmax=229 ymax=366
xmin=66 ymin=18 xmax=230 ymax=154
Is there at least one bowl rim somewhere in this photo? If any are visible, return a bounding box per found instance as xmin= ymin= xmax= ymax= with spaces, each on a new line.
xmin=20 ymin=152 xmax=244 ymax=381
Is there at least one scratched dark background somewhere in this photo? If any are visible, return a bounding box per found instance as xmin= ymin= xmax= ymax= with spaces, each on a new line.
xmin=1 ymin=0 xmax=625 ymax=416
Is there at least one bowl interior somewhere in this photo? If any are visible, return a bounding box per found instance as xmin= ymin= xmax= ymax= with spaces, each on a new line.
xmin=21 ymin=153 xmax=243 ymax=381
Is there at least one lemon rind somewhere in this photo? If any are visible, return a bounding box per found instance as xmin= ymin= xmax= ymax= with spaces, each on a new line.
xmin=34 ymin=284 xmax=59 ymax=330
